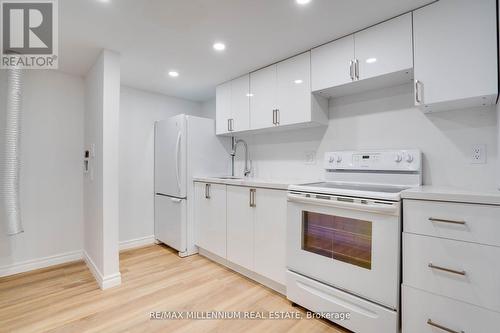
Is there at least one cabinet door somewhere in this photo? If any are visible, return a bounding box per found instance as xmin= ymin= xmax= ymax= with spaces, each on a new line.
xmin=226 ymin=186 xmax=254 ymax=270
xmin=413 ymin=0 xmax=498 ymax=108
xmin=254 ymin=189 xmax=287 ymax=285
xmin=216 ymin=82 xmax=231 ymax=135
xmin=276 ymin=52 xmax=312 ymax=126
xmin=194 ymin=183 xmax=227 ymax=258
xmin=311 ymin=35 xmax=355 ymax=91
xmin=355 ymin=13 xmax=413 ymax=80
xmin=250 ymin=64 xmax=277 ymax=130
xmin=230 ymin=75 xmax=251 ymax=132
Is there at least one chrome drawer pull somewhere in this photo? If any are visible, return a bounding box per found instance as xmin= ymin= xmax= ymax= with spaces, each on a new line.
xmin=428 ymin=263 xmax=466 ymax=276
xmin=429 ymin=217 xmax=466 ymax=225
xmin=427 ymin=319 xmax=465 ymax=333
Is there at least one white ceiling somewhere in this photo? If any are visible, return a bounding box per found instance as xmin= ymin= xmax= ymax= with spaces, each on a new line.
xmin=59 ymin=0 xmax=434 ymax=102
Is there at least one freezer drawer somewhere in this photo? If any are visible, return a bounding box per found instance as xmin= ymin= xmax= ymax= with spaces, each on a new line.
xmin=155 ymin=195 xmax=187 ymax=252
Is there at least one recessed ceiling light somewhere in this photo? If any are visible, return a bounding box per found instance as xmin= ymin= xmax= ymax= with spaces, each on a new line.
xmin=213 ymin=42 xmax=226 ymax=51
xmin=294 ymin=79 xmax=304 ymax=84
xmin=246 ymin=93 xmax=254 ymax=97
xmin=97 ymin=0 xmax=110 ymax=3
xmin=296 ymin=0 xmax=311 ymax=5
xmin=366 ymin=58 xmax=377 ymax=64
xmin=168 ymin=71 xmax=179 ymax=78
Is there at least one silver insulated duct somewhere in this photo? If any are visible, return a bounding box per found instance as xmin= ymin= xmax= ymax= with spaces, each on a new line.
xmin=2 ymin=68 xmax=24 ymax=235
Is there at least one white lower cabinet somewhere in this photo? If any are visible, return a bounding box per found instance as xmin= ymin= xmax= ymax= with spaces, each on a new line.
xmin=227 ymin=186 xmax=254 ymax=270
xmin=195 ymin=182 xmax=287 ymax=287
xmin=254 ymin=188 xmax=287 ymax=285
xmin=194 ymin=182 xmax=227 ymax=258
xmin=403 ymin=198 xmax=500 ymax=332
xmin=403 ymin=285 xmax=500 ymax=333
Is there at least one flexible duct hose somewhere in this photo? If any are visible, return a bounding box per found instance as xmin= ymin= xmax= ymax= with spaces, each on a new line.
xmin=2 ymin=68 xmax=24 ymax=235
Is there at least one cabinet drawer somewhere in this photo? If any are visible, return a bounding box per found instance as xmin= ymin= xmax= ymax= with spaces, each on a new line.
xmin=403 ymin=233 xmax=500 ymax=312
xmin=403 ymin=285 xmax=500 ymax=333
xmin=404 ymin=199 xmax=500 ymax=246
xmin=287 ymin=271 xmax=398 ymax=333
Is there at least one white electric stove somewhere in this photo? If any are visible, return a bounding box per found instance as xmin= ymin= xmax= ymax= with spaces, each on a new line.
xmin=286 ymin=149 xmax=422 ymax=333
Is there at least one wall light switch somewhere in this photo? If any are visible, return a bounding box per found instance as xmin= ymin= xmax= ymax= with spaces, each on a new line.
xmin=471 ymin=144 xmax=487 ymax=164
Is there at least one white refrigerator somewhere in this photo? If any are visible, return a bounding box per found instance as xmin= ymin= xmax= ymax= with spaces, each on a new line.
xmin=154 ymin=114 xmax=229 ymax=256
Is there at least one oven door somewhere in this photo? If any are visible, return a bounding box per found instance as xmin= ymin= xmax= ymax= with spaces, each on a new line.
xmin=287 ymin=192 xmax=401 ymax=310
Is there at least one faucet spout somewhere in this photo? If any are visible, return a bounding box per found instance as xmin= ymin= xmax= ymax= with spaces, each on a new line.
xmin=231 ymin=138 xmax=251 ymax=177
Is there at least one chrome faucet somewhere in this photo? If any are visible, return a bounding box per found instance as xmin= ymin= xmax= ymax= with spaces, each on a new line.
xmin=231 ymin=137 xmax=251 ymax=177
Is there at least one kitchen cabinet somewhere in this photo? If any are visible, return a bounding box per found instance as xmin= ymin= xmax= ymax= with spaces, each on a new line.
xmin=254 ymin=188 xmax=287 ymax=285
xmin=227 ymin=186 xmax=255 ymax=270
xmin=195 ymin=181 xmax=287 ymax=287
xmin=413 ymin=0 xmax=498 ymax=112
xmin=311 ymin=13 xmax=413 ymax=97
xmin=249 ymin=65 xmax=276 ymax=130
xmin=402 ymin=198 xmax=500 ymax=332
xmin=249 ymin=52 xmax=328 ymax=131
xmin=215 ymin=75 xmax=251 ymax=135
xmin=194 ymin=182 xmax=227 ymax=258
xmin=311 ymin=35 xmax=355 ymax=92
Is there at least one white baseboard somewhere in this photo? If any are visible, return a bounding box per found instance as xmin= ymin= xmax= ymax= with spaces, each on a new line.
xmin=199 ymin=248 xmax=286 ymax=295
xmin=83 ymin=251 xmax=122 ymax=290
xmin=119 ymin=235 xmax=156 ymax=251
xmin=0 ymin=250 xmax=83 ymax=278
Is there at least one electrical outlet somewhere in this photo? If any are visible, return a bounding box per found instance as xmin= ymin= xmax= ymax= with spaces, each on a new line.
xmin=304 ymin=151 xmax=316 ymax=165
xmin=471 ymin=144 xmax=487 ymax=164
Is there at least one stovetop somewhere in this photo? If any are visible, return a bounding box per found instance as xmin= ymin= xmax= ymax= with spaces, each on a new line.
xmin=288 ymin=181 xmax=411 ymax=201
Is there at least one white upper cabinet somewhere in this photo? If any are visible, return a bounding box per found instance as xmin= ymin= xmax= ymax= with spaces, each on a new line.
xmin=355 ymin=13 xmax=413 ymax=81
xmin=215 ymin=82 xmax=231 ymax=135
xmin=249 ymin=64 xmax=277 ymax=130
xmin=215 ymin=75 xmax=250 ymax=135
xmin=230 ymin=75 xmax=251 ymax=131
xmin=276 ymin=52 xmax=313 ymax=126
xmin=311 ymin=35 xmax=355 ymax=92
xmin=248 ymin=52 xmax=328 ymax=132
xmin=311 ymin=14 xmax=413 ymax=97
xmin=413 ymin=0 xmax=498 ymax=112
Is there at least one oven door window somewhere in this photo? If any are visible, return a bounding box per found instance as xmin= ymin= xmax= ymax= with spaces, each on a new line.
xmin=302 ymin=211 xmax=372 ymax=270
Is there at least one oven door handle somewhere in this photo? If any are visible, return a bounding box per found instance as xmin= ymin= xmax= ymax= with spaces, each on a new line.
xmin=287 ymin=194 xmax=399 ymax=215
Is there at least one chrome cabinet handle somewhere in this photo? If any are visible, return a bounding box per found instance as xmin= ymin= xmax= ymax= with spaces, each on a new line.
xmin=349 ymin=60 xmax=355 ymax=81
xmin=227 ymin=119 xmax=231 ymax=132
xmin=354 ymin=59 xmax=359 ymax=80
xmin=249 ymin=189 xmax=256 ymax=207
xmin=415 ymin=80 xmax=423 ymax=104
xmin=429 ymin=217 xmax=466 ymax=225
xmin=276 ymin=109 xmax=280 ymax=125
xmin=427 ymin=319 xmax=465 ymax=333
xmin=428 ymin=263 xmax=466 ymax=276
xmin=272 ymin=109 xmax=276 ymax=125
xmin=205 ymin=184 xmax=211 ymax=199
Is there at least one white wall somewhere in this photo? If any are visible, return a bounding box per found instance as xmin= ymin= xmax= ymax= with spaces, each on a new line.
xmin=0 ymin=70 xmax=84 ymax=275
xmin=231 ymin=84 xmax=498 ymax=191
xmin=119 ymin=87 xmax=203 ymax=244
xmin=84 ymin=50 xmax=121 ymax=289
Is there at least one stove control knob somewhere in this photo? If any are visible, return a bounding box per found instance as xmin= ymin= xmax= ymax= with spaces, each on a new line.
xmin=394 ymin=153 xmax=403 ymax=163
xmin=329 ymin=156 xmax=335 ymax=163
xmin=336 ymin=155 xmax=342 ymax=163
xmin=406 ymin=154 xmax=414 ymax=163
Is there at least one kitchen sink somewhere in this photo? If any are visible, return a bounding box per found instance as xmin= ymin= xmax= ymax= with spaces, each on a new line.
xmin=213 ymin=176 xmax=244 ymax=180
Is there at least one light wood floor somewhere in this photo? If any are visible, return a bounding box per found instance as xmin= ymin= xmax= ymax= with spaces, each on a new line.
xmin=0 ymin=245 xmax=349 ymax=333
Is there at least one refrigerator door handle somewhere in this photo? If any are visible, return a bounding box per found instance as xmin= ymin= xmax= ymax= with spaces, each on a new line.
xmin=175 ymin=131 xmax=182 ymax=190
xmin=170 ymin=198 xmax=182 ymax=203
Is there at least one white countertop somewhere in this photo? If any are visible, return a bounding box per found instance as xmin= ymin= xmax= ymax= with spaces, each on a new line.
xmin=402 ymin=186 xmax=500 ymax=206
xmin=193 ymin=176 xmax=309 ymax=191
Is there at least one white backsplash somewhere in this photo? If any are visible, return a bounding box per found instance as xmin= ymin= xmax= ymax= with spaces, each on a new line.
xmin=230 ymin=84 xmax=498 ymax=191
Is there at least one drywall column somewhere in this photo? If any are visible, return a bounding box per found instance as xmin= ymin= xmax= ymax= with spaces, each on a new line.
xmin=84 ymin=50 xmax=121 ymax=289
